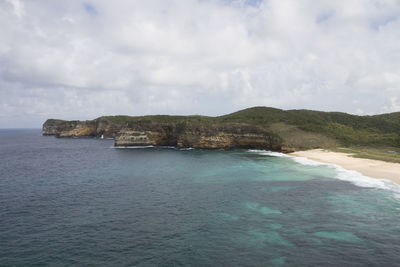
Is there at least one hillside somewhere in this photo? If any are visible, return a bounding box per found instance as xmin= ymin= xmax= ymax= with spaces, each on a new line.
xmin=216 ymin=107 xmax=400 ymax=148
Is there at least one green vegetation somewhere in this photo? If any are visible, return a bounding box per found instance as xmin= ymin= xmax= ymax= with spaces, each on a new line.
xmin=98 ymin=114 xmax=215 ymax=125
xmin=268 ymin=123 xmax=338 ymax=150
xmin=97 ymin=106 xmax=400 ymax=150
xmin=332 ymin=147 xmax=400 ymax=163
xmin=218 ymin=107 xmax=400 ymax=148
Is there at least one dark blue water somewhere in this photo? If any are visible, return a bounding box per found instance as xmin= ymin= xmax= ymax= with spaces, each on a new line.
xmin=1 ymin=129 xmax=400 ymax=266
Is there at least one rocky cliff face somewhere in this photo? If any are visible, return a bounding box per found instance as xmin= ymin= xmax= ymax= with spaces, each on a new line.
xmin=42 ymin=119 xmax=288 ymax=151
xmin=43 ymin=119 xmax=98 ymax=137
xmin=174 ymin=123 xmax=281 ymax=150
xmin=43 ymin=119 xmax=122 ymax=138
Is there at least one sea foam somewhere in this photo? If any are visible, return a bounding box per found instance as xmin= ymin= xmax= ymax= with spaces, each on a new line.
xmin=248 ymin=150 xmax=400 ymax=193
xmin=113 ymin=145 xmax=155 ymax=149
xmin=247 ymin=149 xmax=290 ymax=158
xmin=180 ymin=147 xmax=194 ymax=151
xmin=113 ymin=145 xmax=179 ymax=149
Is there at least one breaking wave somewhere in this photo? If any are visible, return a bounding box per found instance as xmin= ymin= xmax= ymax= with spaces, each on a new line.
xmin=248 ymin=150 xmax=400 ymax=193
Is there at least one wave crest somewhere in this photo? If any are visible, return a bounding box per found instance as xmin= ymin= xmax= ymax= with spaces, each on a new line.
xmin=248 ymin=150 xmax=400 ymax=193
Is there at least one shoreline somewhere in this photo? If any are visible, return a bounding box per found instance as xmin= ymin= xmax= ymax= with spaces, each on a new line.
xmin=290 ymin=149 xmax=400 ymax=186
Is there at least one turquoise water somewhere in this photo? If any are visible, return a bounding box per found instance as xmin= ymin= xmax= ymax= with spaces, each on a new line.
xmin=1 ymin=130 xmax=400 ymax=266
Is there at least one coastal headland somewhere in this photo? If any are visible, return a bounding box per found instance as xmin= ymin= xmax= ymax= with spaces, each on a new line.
xmin=43 ymin=106 xmax=400 ymax=149
xmin=42 ymin=116 xmax=284 ymax=151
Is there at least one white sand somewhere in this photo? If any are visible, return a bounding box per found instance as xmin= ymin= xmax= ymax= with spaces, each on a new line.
xmin=291 ymin=149 xmax=400 ymax=186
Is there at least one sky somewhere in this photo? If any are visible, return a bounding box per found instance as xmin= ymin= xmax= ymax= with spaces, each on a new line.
xmin=1 ymin=0 xmax=400 ymax=128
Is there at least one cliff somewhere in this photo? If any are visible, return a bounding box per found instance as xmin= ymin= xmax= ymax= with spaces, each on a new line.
xmin=42 ymin=119 xmax=284 ymax=151
xmin=42 ymin=106 xmax=400 ymax=151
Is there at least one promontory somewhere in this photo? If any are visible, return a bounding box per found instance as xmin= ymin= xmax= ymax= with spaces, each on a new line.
xmin=42 ymin=106 xmax=400 ymax=153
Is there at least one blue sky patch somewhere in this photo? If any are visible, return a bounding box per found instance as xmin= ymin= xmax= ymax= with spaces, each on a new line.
xmin=83 ymin=2 xmax=97 ymax=16
xmin=316 ymin=10 xmax=334 ymax=24
xmin=223 ymin=0 xmax=264 ymax=7
xmin=371 ymin=16 xmax=397 ymax=30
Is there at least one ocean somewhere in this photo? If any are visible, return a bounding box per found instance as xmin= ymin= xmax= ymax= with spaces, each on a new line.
xmin=1 ymin=129 xmax=400 ymax=266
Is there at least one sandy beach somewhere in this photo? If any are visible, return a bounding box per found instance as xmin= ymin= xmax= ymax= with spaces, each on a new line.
xmin=291 ymin=149 xmax=400 ymax=186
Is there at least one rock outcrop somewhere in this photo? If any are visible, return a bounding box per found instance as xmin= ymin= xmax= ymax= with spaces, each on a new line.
xmin=42 ymin=118 xmax=285 ymax=151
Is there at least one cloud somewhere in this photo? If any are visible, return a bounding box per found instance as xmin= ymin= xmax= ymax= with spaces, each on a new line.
xmin=5 ymin=0 xmax=25 ymax=18
xmin=0 ymin=0 xmax=400 ymax=127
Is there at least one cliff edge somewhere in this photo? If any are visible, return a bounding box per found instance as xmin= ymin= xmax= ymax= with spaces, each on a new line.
xmin=42 ymin=118 xmax=285 ymax=151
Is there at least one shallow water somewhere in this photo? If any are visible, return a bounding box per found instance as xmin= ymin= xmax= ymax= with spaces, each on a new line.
xmin=1 ymin=129 xmax=400 ymax=266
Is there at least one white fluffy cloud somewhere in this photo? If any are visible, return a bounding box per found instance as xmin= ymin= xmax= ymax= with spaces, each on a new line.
xmin=1 ymin=0 xmax=400 ymax=127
